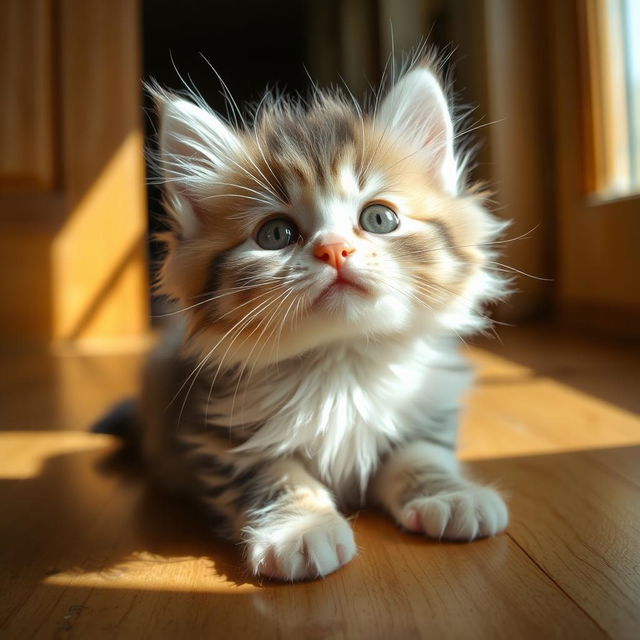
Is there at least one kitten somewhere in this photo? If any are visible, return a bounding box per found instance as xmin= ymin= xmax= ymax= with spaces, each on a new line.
xmin=137 ymin=59 xmax=509 ymax=581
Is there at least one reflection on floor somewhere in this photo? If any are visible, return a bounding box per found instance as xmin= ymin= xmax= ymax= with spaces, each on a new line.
xmin=0 ymin=324 xmax=639 ymax=638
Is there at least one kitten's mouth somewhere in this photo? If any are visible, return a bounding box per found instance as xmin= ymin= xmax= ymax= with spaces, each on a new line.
xmin=314 ymin=274 xmax=370 ymax=305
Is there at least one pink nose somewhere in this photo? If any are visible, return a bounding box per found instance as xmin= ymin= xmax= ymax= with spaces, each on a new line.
xmin=313 ymin=242 xmax=355 ymax=270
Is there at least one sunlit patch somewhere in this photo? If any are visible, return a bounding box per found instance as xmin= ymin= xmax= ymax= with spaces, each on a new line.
xmin=42 ymin=552 xmax=259 ymax=593
xmin=0 ymin=432 xmax=115 ymax=479
xmin=460 ymin=346 xmax=640 ymax=460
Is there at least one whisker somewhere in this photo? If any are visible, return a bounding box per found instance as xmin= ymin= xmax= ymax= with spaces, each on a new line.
xmin=227 ymin=286 xmax=298 ymax=424
xmin=485 ymin=261 xmax=552 ymax=282
xmin=379 ymin=276 xmax=471 ymax=346
xmin=166 ymin=283 xmax=286 ymax=412
xmin=206 ymin=288 xmax=292 ymax=425
xmin=154 ymin=285 xmax=266 ymax=317
xmin=199 ymin=52 xmax=246 ymax=130
xmin=411 ymin=278 xmax=514 ymax=328
xmin=199 ymin=193 xmax=274 ymax=207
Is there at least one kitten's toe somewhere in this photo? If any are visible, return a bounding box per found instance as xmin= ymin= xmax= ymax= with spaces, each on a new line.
xmin=247 ymin=510 xmax=356 ymax=581
xmin=401 ymin=485 xmax=508 ymax=541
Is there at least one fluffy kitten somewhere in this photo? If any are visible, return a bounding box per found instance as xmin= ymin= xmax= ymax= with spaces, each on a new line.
xmin=137 ymin=60 xmax=509 ymax=581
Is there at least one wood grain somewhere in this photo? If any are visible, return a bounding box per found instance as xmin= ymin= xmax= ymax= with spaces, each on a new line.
xmin=485 ymin=449 xmax=640 ymax=639
xmin=0 ymin=433 xmax=605 ymax=640
xmin=1 ymin=326 xmax=639 ymax=638
xmin=550 ymin=1 xmax=640 ymax=335
xmin=481 ymin=0 xmax=554 ymax=321
xmin=581 ymin=0 xmax=632 ymax=194
xmin=0 ymin=0 xmax=55 ymax=191
xmin=0 ymin=0 xmax=149 ymax=345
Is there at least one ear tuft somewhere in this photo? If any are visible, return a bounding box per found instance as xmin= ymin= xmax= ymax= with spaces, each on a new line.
xmin=147 ymin=83 xmax=239 ymax=236
xmin=375 ymin=66 xmax=459 ymax=194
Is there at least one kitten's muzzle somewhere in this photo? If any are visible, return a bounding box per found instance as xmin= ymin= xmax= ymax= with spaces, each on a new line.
xmin=313 ymin=241 xmax=355 ymax=271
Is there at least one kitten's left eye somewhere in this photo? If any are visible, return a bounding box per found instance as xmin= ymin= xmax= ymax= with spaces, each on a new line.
xmin=359 ymin=204 xmax=399 ymax=234
xmin=256 ymin=217 xmax=299 ymax=250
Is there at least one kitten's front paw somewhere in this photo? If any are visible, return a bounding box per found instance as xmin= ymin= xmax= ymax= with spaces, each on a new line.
xmin=246 ymin=510 xmax=356 ymax=581
xmin=400 ymin=485 xmax=508 ymax=541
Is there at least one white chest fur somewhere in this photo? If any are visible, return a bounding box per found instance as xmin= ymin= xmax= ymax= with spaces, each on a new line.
xmin=212 ymin=335 xmax=471 ymax=502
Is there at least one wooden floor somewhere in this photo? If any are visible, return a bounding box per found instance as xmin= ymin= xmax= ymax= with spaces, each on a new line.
xmin=1 ymin=325 xmax=639 ymax=639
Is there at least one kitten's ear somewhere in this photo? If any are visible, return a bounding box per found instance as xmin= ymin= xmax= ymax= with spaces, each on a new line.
xmin=149 ymin=85 xmax=239 ymax=236
xmin=375 ymin=67 xmax=458 ymax=194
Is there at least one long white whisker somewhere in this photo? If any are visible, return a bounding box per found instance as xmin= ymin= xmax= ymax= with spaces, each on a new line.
xmin=239 ymin=287 xmax=309 ymax=421
xmin=199 ymin=53 xmax=246 ymax=130
xmin=205 ymin=288 xmax=292 ymax=425
xmin=166 ymin=284 xmax=286 ymax=411
xmin=227 ymin=286 xmax=298 ymax=425
xmin=199 ymin=193 xmax=273 ymax=207
xmin=485 ymin=261 xmax=552 ymax=282
xmin=154 ymin=284 xmax=271 ymax=317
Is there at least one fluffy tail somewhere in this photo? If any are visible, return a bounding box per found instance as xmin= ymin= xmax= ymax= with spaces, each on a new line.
xmin=92 ymin=398 xmax=140 ymax=448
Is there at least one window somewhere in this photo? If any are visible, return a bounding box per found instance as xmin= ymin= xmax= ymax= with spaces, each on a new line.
xmin=583 ymin=0 xmax=640 ymax=197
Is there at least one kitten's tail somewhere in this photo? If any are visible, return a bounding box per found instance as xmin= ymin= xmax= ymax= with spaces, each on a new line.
xmin=92 ymin=398 xmax=140 ymax=449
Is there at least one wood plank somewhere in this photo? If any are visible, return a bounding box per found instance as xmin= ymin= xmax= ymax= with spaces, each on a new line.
xmin=472 ymin=325 xmax=640 ymax=416
xmin=460 ymin=329 xmax=640 ymax=460
xmin=0 ymin=348 xmax=145 ymax=431
xmin=462 ymin=368 xmax=640 ymax=458
xmin=474 ymin=448 xmax=640 ymax=639
xmin=583 ymin=446 xmax=640 ymax=489
xmin=0 ymin=433 xmax=603 ymax=639
xmin=2 ymin=327 xmax=639 ymax=637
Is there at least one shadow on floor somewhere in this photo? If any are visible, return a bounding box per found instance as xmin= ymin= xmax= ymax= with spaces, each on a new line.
xmin=2 ymin=439 xmax=639 ymax=637
xmin=473 ymin=323 xmax=640 ymax=416
xmin=0 ymin=444 xmax=250 ymax=587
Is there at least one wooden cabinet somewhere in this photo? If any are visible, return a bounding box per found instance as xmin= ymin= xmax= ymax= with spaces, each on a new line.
xmin=0 ymin=0 xmax=149 ymax=346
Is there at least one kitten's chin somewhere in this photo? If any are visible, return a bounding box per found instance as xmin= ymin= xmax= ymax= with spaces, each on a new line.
xmin=306 ymin=288 xmax=413 ymax=340
xmin=312 ymin=275 xmax=370 ymax=309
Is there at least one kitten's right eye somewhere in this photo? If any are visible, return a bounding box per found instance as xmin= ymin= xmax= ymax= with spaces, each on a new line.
xmin=256 ymin=218 xmax=299 ymax=250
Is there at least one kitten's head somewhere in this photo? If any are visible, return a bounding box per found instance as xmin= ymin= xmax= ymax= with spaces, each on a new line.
xmin=151 ymin=62 xmax=507 ymax=364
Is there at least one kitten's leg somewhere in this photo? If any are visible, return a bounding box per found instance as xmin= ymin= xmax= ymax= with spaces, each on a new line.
xmin=239 ymin=459 xmax=356 ymax=581
xmin=370 ymin=441 xmax=508 ymax=540
xmin=194 ymin=449 xmax=356 ymax=581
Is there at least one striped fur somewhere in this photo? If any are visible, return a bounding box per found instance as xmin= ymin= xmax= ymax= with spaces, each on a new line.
xmin=141 ymin=60 xmax=510 ymax=581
